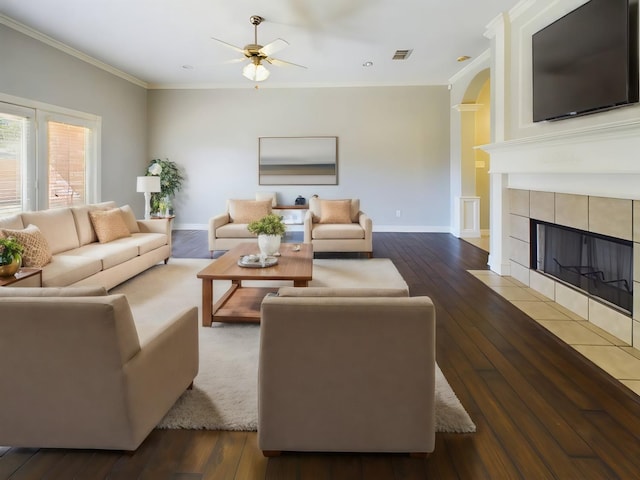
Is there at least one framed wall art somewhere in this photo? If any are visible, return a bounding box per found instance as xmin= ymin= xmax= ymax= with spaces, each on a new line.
xmin=258 ymin=136 xmax=338 ymax=185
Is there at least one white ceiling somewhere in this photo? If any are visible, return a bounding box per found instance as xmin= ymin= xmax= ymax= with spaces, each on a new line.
xmin=0 ymin=0 xmax=520 ymax=89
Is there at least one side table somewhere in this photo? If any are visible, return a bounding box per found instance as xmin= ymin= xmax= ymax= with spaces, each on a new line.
xmin=0 ymin=268 xmax=43 ymax=287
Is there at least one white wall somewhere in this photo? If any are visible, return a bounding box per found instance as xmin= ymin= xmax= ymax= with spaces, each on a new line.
xmin=0 ymin=24 xmax=148 ymax=216
xmin=147 ymin=86 xmax=451 ymax=230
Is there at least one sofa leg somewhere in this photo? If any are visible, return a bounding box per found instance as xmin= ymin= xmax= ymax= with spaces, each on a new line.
xmin=164 ymin=257 xmax=169 ymax=264
xmin=262 ymin=450 xmax=282 ymax=458
xmin=187 ymin=381 xmax=194 ymax=390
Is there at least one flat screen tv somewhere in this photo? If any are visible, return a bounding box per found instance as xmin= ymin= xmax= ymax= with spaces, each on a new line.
xmin=532 ymin=0 xmax=638 ymax=122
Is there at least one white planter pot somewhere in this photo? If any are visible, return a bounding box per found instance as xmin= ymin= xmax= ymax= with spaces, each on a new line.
xmin=258 ymin=234 xmax=281 ymax=256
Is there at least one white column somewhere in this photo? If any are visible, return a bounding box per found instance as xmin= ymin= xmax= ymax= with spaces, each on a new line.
xmin=488 ymin=173 xmax=511 ymax=275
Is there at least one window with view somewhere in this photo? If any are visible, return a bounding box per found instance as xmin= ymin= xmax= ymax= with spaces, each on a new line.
xmin=0 ymin=111 xmax=31 ymax=216
xmin=0 ymin=98 xmax=99 ymax=214
xmin=47 ymin=121 xmax=89 ymax=208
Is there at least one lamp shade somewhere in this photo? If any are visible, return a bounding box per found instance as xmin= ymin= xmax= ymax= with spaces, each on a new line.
xmin=136 ymin=176 xmax=161 ymax=193
xmin=243 ymin=62 xmax=270 ymax=82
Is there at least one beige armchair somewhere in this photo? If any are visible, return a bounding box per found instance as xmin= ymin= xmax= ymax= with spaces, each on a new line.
xmin=303 ymin=197 xmax=372 ymax=256
xmin=0 ymin=287 xmax=198 ymax=451
xmin=258 ymin=287 xmax=436 ymax=456
xmin=208 ymin=197 xmax=274 ymax=255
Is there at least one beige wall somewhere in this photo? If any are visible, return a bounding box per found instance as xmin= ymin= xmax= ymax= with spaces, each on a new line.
xmin=147 ymin=86 xmax=451 ymax=230
xmin=0 ymin=24 xmax=148 ymax=215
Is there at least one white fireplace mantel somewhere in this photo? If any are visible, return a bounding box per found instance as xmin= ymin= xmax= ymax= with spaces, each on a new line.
xmin=479 ymin=117 xmax=640 ymax=276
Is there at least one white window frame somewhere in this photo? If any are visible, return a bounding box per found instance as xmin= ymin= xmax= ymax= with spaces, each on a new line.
xmin=0 ymin=93 xmax=101 ymax=212
xmin=0 ymin=102 xmax=36 ymax=213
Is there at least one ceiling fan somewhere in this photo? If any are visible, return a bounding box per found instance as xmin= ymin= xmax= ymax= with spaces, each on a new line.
xmin=212 ymin=15 xmax=307 ymax=82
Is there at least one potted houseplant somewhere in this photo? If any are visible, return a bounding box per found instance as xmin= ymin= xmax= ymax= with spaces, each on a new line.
xmin=247 ymin=214 xmax=287 ymax=256
xmin=0 ymin=236 xmax=24 ymax=277
xmin=145 ymin=158 xmax=184 ymax=216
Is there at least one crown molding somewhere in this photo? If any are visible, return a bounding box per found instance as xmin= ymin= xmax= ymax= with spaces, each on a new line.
xmin=0 ymin=14 xmax=148 ymax=89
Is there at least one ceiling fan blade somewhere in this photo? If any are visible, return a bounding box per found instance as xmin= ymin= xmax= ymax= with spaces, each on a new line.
xmin=259 ymin=38 xmax=289 ymax=57
xmin=211 ymin=37 xmax=246 ymax=55
xmin=266 ymin=57 xmax=308 ymax=69
xmin=223 ymin=58 xmax=248 ymax=64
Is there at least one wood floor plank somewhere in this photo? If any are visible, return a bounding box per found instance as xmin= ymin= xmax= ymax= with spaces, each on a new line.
xmin=201 ymin=431 xmax=246 ymax=480
xmin=0 ymin=449 xmax=38 ymax=480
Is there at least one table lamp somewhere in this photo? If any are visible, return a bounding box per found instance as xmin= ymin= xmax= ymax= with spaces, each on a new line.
xmin=136 ymin=176 xmax=161 ymax=220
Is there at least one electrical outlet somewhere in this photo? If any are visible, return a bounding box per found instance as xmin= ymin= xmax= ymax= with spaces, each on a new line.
xmin=395 ymin=209 xmax=401 ymax=218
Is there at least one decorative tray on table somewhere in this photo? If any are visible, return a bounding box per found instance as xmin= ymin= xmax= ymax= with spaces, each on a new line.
xmin=238 ymin=254 xmax=278 ymax=268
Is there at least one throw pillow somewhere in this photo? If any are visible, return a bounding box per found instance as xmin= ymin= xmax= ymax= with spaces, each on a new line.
xmin=319 ymin=199 xmax=352 ymax=224
xmin=88 ymin=208 xmax=132 ymax=243
xmin=119 ymin=204 xmax=140 ymax=233
xmin=228 ymin=199 xmax=272 ymax=223
xmin=1 ymin=224 xmax=52 ymax=267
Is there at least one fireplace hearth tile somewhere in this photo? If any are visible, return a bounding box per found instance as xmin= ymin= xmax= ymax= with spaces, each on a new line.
xmin=588 ymin=197 xmax=632 ymax=241
xmin=490 ymin=286 xmax=541 ymax=301
xmin=538 ymin=320 xmax=614 ymax=346
xmin=573 ymin=345 xmax=640 ymax=381
xmin=511 ymin=301 xmax=572 ymax=320
xmin=620 ymin=380 xmax=640 ymax=396
xmin=583 ymin=322 xmax=630 ymax=347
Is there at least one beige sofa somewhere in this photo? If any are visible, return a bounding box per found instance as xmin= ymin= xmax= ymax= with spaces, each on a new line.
xmin=0 ymin=286 xmax=198 ymax=450
xmin=0 ymin=202 xmax=172 ymax=289
xmin=258 ymin=287 xmax=436 ymax=456
xmin=303 ymin=197 xmax=373 ymax=256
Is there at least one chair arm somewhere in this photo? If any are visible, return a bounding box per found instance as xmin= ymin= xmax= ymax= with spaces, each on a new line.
xmin=303 ymin=210 xmax=313 ymax=244
xmin=358 ymin=212 xmax=372 ymax=236
xmin=208 ymin=213 xmax=230 ymax=251
xmin=123 ymin=307 xmax=199 ymax=448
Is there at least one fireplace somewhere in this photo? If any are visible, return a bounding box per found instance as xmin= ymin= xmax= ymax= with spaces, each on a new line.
xmin=531 ymin=220 xmax=633 ymax=315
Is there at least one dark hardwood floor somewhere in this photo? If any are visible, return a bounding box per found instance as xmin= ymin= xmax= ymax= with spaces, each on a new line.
xmin=2 ymin=232 xmax=639 ymax=479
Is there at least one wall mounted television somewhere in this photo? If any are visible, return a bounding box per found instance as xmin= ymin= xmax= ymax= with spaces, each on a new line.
xmin=532 ymin=0 xmax=639 ymax=122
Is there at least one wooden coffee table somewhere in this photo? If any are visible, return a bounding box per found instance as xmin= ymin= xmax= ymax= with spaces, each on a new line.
xmin=197 ymin=243 xmax=313 ymax=326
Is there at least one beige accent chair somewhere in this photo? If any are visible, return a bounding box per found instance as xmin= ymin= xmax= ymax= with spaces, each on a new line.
xmin=208 ymin=196 xmax=277 ymax=256
xmin=304 ymin=197 xmax=373 ymax=257
xmin=258 ymin=287 xmax=436 ymax=456
xmin=0 ymin=287 xmax=198 ymax=451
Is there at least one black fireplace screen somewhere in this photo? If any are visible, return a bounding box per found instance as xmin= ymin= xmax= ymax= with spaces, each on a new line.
xmin=532 ymin=221 xmax=633 ymax=315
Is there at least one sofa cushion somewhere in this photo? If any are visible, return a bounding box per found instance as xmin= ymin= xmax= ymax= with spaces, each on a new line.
xmin=1 ymin=224 xmax=52 ymax=267
xmin=318 ymin=199 xmax=352 ymax=224
xmin=0 ymin=286 xmax=107 ymax=297
xmin=311 ymin=223 xmax=365 ymax=240
xmin=310 ymin=197 xmax=360 ymax=223
xmin=119 ymin=205 xmax=140 ymax=233
xmin=216 ymin=223 xmax=256 ymax=239
xmin=0 ymin=214 xmax=24 ymax=230
xmin=228 ymin=199 xmax=272 ymax=223
xmin=71 ymin=202 xmax=118 ymax=246
xmin=41 ymin=255 xmax=103 ymax=287
xmin=21 ymin=208 xmax=80 ymax=254
xmin=64 ymin=242 xmax=138 ymax=270
xmin=126 ymin=233 xmax=168 ymax=255
xmin=89 ymin=208 xmax=132 ymax=243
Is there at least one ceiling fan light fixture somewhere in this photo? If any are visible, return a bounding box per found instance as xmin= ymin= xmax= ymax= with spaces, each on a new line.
xmin=243 ymin=61 xmax=270 ymax=82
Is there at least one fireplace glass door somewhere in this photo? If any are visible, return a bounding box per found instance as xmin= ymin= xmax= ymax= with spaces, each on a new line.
xmin=533 ymin=221 xmax=633 ymax=315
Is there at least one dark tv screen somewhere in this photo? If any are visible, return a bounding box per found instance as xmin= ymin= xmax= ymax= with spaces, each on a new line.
xmin=532 ymin=0 xmax=638 ymax=122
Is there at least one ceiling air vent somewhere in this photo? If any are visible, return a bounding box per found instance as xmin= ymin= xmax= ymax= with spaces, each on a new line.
xmin=392 ymin=49 xmax=413 ymax=60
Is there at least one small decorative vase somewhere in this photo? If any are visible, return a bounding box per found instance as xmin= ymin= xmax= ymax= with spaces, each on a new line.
xmin=258 ymin=234 xmax=281 ymax=256
xmin=0 ymin=256 xmax=21 ymax=277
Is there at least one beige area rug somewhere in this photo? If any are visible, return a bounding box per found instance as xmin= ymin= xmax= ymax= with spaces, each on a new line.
xmin=111 ymin=258 xmax=476 ymax=434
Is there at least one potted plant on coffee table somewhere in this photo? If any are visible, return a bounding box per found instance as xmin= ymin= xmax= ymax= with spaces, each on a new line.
xmin=0 ymin=236 xmax=24 ymax=277
xmin=247 ymin=214 xmax=287 ymax=256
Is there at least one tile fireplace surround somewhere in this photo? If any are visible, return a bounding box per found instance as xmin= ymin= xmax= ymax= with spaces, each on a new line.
xmin=507 ymin=189 xmax=639 ymax=352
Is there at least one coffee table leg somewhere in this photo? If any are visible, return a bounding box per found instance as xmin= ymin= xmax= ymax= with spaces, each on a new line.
xmin=293 ymin=280 xmax=309 ymax=287
xmin=202 ymin=278 xmax=213 ymax=327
